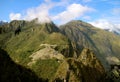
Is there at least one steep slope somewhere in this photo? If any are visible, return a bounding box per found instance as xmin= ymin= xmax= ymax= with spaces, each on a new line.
xmin=53 ymin=48 xmax=106 ymax=82
xmin=0 ymin=20 xmax=73 ymax=81
xmin=0 ymin=20 xmax=26 ymax=48
xmin=0 ymin=48 xmax=47 ymax=82
xmin=1 ymin=20 xmax=71 ymax=65
xmin=60 ymin=20 xmax=120 ymax=69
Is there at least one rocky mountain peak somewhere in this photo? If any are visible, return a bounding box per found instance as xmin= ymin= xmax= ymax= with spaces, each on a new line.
xmin=53 ymin=48 xmax=106 ymax=82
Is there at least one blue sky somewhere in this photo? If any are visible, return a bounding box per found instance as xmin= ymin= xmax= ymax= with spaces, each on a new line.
xmin=0 ymin=0 xmax=120 ymax=28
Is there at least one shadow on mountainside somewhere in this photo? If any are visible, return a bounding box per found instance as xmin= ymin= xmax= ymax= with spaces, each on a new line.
xmin=0 ymin=48 xmax=48 ymax=82
xmin=53 ymin=58 xmax=106 ymax=82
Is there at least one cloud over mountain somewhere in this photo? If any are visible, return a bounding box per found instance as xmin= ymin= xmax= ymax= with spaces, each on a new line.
xmin=52 ymin=3 xmax=94 ymax=24
xmin=90 ymin=19 xmax=120 ymax=34
xmin=9 ymin=13 xmax=21 ymax=20
xmin=9 ymin=1 xmax=53 ymax=23
xmin=9 ymin=0 xmax=94 ymax=24
xmin=23 ymin=3 xmax=52 ymax=23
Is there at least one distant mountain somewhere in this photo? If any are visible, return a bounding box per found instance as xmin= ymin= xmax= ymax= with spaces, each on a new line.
xmin=0 ymin=19 xmax=120 ymax=81
xmin=60 ymin=20 xmax=120 ymax=69
xmin=0 ymin=21 xmax=7 ymax=26
xmin=104 ymin=28 xmax=120 ymax=35
xmin=90 ymin=20 xmax=120 ymax=35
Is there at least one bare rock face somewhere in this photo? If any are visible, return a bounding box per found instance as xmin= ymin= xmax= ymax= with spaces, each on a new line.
xmin=78 ymin=48 xmax=104 ymax=69
xmin=78 ymin=48 xmax=106 ymax=82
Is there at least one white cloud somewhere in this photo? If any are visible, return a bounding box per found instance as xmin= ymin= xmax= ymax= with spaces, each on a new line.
xmin=9 ymin=13 xmax=21 ymax=20
xmin=9 ymin=0 xmax=67 ymax=23
xmin=90 ymin=19 xmax=120 ymax=34
xmin=9 ymin=1 xmax=54 ymax=23
xmin=9 ymin=1 xmax=94 ymax=24
xmin=24 ymin=3 xmax=52 ymax=23
xmin=52 ymin=3 xmax=94 ymax=24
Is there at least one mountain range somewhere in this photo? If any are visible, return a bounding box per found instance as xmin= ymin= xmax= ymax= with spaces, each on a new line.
xmin=0 ymin=19 xmax=120 ymax=82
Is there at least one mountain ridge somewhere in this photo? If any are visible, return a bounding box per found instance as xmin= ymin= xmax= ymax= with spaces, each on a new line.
xmin=0 ymin=19 xmax=120 ymax=81
xmin=60 ymin=20 xmax=120 ymax=69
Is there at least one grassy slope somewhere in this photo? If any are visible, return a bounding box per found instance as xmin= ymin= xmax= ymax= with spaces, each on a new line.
xmin=0 ymin=48 xmax=47 ymax=82
xmin=4 ymin=21 xmax=68 ymax=62
xmin=0 ymin=20 xmax=71 ymax=80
